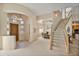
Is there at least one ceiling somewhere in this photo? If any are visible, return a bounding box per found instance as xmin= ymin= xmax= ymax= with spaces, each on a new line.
xmin=19 ymin=3 xmax=79 ymax=16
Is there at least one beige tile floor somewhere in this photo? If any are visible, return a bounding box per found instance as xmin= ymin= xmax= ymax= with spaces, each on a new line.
xmin=0 ymin=37 xmax=67 ymax=56
xmin=0 ymin=36 xmax=79 ymax=56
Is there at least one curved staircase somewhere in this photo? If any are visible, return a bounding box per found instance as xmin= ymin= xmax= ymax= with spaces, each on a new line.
xmin=50 ymin=9 xmax=72 ymax=55
xmin=51 ymin=19 xmax=68 ymax=54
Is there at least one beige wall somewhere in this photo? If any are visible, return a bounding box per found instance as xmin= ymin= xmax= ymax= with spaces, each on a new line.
xmin=24 ymin=17 xmax=30 ymax=41
xmin=0 ymin=3 xmax=37 ymax=44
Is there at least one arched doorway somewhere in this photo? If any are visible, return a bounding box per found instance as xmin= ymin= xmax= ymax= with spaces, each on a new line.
xmin=7 ymin=13 xmax=30 ymax=42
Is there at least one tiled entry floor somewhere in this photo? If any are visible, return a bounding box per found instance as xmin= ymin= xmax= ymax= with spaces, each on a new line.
xmin=0 ymin=38 xmax=74 ymax=56
xmin=16 ymin=41 xmax=29 ymax=49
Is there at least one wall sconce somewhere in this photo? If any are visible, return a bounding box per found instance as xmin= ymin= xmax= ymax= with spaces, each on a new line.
xmin=53 ymin=10 xmax=60 ymax=17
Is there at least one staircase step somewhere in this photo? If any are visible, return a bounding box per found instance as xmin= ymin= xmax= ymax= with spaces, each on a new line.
xmin=51 ymin=41 xmax=65 ymax=46
xmin=54 ymin=33 xmax=64 ymax=35
xmin=52 ymin=40 xmax=65 ymax=42
xmin=53 ymin=39 xmax=65 ymax=41
xmin=53 ymin=40 xmax=65 ymax=44
xmin=52 ymin=43 xmax=65 ymax=47
xmin=53 ymin=36 xmax=65 ymax=38
xmin=53 ymin=44 xmax=65 ymax=48
xmin=53 ymin=35 xmax=64 ymax=37
xmin=56 ymin=28 xmax=64 ymax=30
xmin=53 ymin=37 xmax=65 ymax=39
xmin=54 ymin=32 xmax=64 ymax=34
xmin=53 ymin=46 xmax=66 ymax=50
xmin=54 ymin=31 xmax=64 ymax=32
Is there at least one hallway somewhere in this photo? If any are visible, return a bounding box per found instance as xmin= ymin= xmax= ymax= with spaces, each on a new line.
xmin=0 ymin=38 xmax=67 ymax=56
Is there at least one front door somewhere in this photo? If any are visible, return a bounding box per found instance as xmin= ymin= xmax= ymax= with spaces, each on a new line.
xmin=10 ymin=23 xmax=19 ymax=41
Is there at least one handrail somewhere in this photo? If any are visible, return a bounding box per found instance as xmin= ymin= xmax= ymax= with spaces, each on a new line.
xmin=64 ymin=15 xmax=72 ymax=28
xmin=64 ymin=10 xmax=72 ymax=54
xmin=64 ymin=29 xmax=70 ymax=54
xmin=50 ymin=24 xmax=54 ymax=50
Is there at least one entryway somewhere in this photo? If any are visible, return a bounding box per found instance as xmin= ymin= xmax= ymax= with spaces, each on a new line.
xmin=10 ymin=23 xmax=19 ymax=41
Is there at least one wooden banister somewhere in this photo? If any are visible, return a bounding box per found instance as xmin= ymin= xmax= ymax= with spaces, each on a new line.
xmin=64 ymin=10 xmax=72 ymax=54
xmin=64 ymin=29 xmax=70 ymax=54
